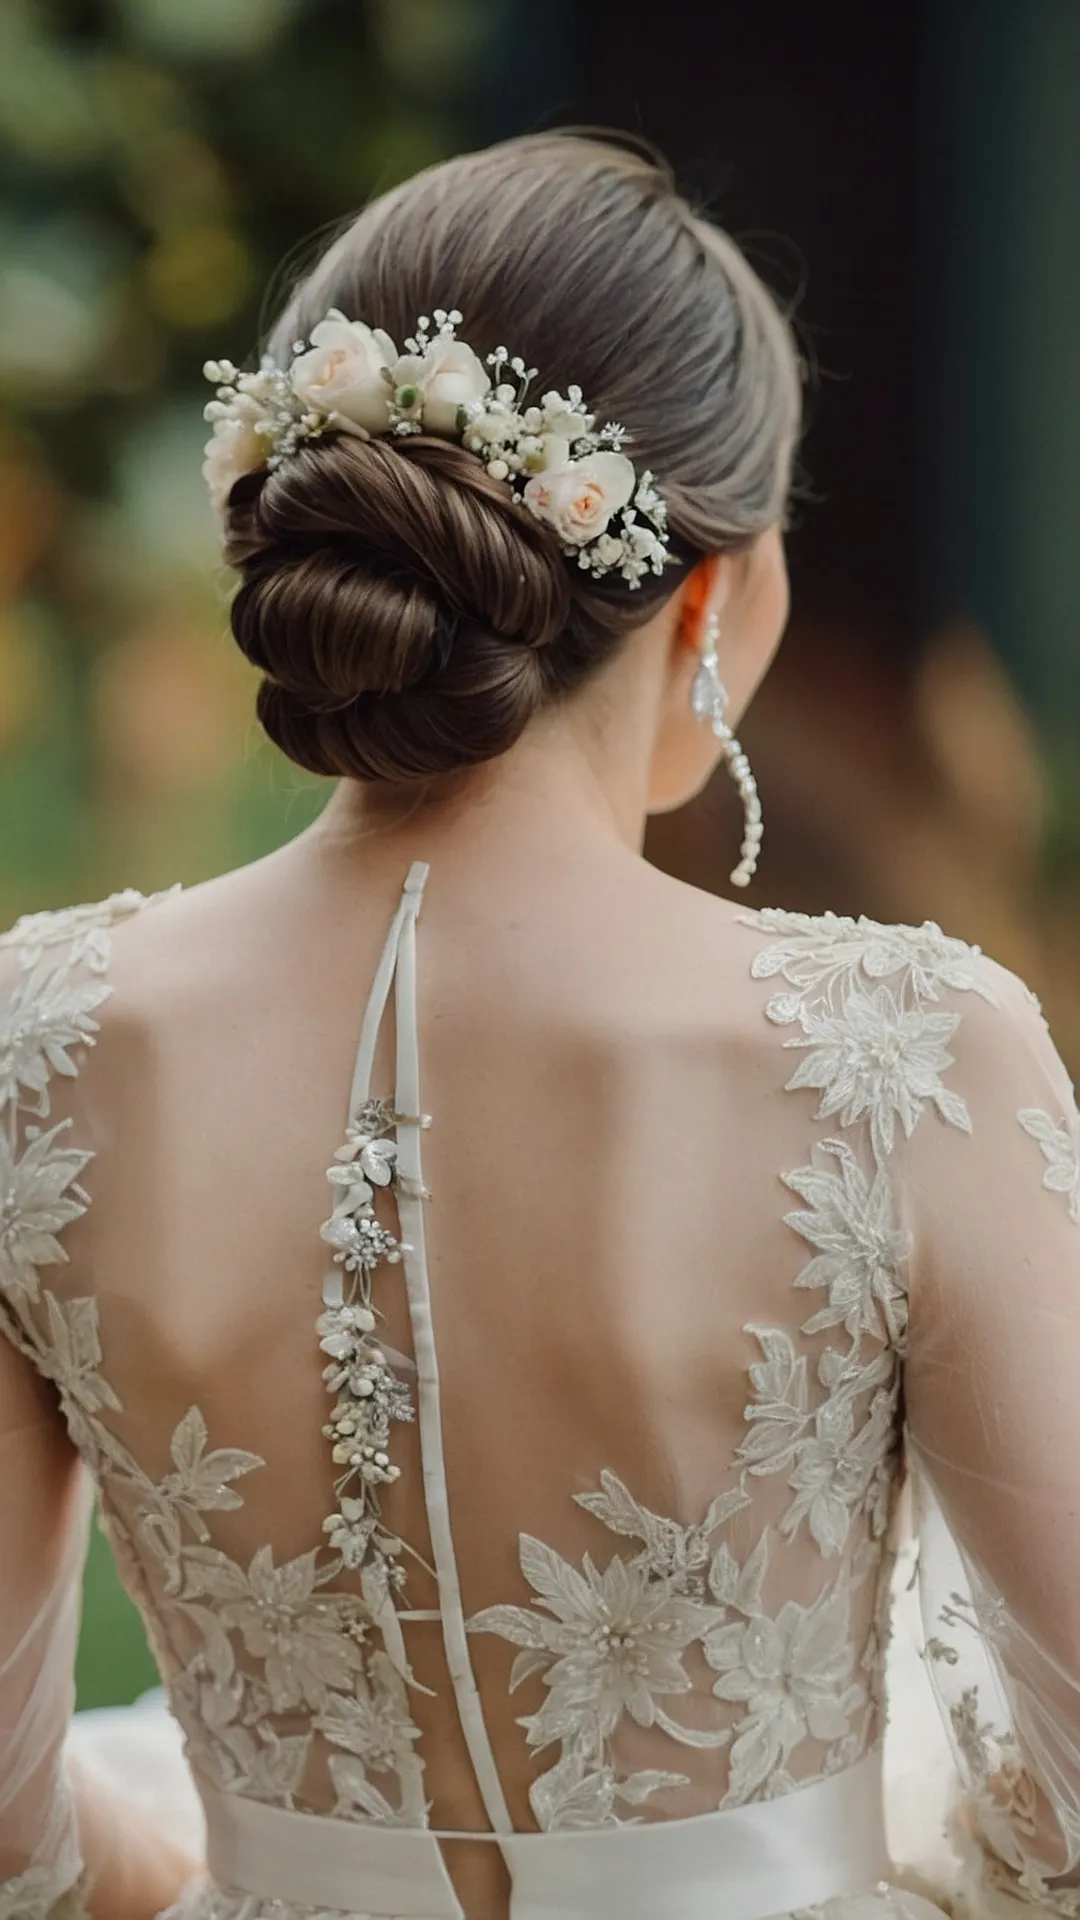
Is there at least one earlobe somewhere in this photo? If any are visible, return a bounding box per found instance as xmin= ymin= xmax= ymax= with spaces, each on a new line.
xmin=676 ymin=552 xmax=732 ymax=660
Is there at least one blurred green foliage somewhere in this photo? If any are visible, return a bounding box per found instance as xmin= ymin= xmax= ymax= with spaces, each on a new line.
xmin=0 ymin=0 xmax=500 ymax=1706
xmin=0 ymin=0 xmax=500 ymax=913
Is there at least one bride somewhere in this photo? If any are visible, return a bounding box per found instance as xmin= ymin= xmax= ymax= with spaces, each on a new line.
xmin=2 ymin=129 xmax=1078 ymax=1920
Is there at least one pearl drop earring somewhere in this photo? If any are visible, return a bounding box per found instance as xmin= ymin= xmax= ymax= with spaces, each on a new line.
xmin=690 ymin=611 xmax=763 ymax=888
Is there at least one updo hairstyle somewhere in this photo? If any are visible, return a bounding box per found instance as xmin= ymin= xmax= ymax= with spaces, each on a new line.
xmin=222 ymin=133 xmax=801 ymax=785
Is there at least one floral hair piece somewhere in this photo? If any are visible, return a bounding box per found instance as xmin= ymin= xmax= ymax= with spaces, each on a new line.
xmin=203 ymin=308 xmax=672 ymax=589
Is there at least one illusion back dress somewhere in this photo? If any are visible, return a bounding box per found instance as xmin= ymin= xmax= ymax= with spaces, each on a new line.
xmin=3 ymin=861 xmax=1080 ymax=1920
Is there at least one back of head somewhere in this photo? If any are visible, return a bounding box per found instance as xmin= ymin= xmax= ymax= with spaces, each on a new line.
xmin=218 ymin=133 xmax=801 ymax=784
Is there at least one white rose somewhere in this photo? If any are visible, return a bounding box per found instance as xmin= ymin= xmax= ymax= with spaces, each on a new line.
xmin=393 ymin=336 xmax=490 ymax=436
xmin=522 ymin=451 xmax=636 ymax=546
xmin=202 ymin=414 xmax=268 ymax=515
xmin=290 ymin=310 xmax=397 ymax=436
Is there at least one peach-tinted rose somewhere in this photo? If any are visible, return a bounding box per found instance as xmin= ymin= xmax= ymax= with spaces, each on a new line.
xmin=290 ymin=312 xmax=397 ymax=436
xmin=522 ymin=451 xmax=636 ymax=546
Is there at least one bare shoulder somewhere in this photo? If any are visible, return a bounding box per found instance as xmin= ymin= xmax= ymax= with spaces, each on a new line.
xmin=638 ymin=876 xmax=1043 ymax=1053
xmin=0 ymin=849 xmax=305 ymax=1033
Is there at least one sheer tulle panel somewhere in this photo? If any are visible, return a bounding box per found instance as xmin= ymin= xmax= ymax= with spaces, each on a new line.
xmin=903 ymin=959 xmax=1080 ymax=1899
xmin=0 ymin=1328 xmax=90 ymax=1896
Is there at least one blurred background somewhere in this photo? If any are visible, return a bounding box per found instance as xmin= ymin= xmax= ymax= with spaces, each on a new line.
xmin=1 ymin=0 xmax=1077 ymax=1705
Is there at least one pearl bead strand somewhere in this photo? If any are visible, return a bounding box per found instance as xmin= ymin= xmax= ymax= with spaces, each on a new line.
xmin=691 ymin=611 xmax=763 ymax=890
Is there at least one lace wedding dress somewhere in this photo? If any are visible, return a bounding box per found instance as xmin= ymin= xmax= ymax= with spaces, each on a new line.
xmin=2 ymin=865 xmax=1080 ymax=1919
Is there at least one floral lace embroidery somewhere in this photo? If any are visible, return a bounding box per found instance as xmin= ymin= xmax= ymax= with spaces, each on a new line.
xmin=703 ymin=1535 xmax=871 ymax=1802
xmin=471 ymin=912 xmax=999 ymax=1828
xmin=783 ymin=1142 xmax=911 ymax=1352
xmin=0 ymin=896 xmax=428 ymax=1885
xmin=746 ymin=909 xmax=991 ymax=1162
xmin=735 ymin=1324 xmax=897 ymax=1560
xmin=469 ymin=1497 xmax=728 ymax=1829
xmin=468 ymin=1469 xmax=874 ymax=1827
xmin=4 ymin=890 xmax=1076 ymax=1896
xmin=1018 ymin=1104 xmax=1080 ymax=1223
xmin=0 ymin=1123 xmax=93 ymax=1308
xmin=733 ymin=912 xmax=999 ymax=1562
xmin=0 ymin=887 xmax=179 ymax=971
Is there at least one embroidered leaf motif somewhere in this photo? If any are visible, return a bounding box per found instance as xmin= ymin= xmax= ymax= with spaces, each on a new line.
xmin=614 ymin=1768 xmax=692 ymax=1805
xmin=40 ymin=1293 xmax=119 ymax=1409
xmin=0 ymin=1121 xmax=92 ymax=1305
xmin=315 ymin=1654 xmax=424 ymax=1782
xmin=155 ymin=1407 xmax=263 ymax=1541
xmin=746 ymin=908 xmax=989 ymax=1162
xmin=467 ymin=1603 xmax=548 ymax=1650
xmin=527 ymin=1748 xmax=620 ymax=1832
xmin=0 ymin=963 xmax=111 ymax=1115
xmin=30 ymin=1292 xmax=125 ymax=1468
xmin=574 ymin=1469 xmax=745 ymax=1592
xmin=744 ymin=909 xmax=995 ymax=1008
xmin=738 ymin=1326 xmax=899 ymax=1559
xmin=470 ymin=1528 xmax=725 ymax=1821
xmin=180 ymin=1544 xmax=367 ymax=1712
xmin=215 ymin=1724 xmax=312 ymax=1804
xmin=783 ymin=990 xmax=966 ymax=1162
xmin=0 ymin=889 xmax=179 ymax=973
xmin=738 ymin=1326 xmax=809 ymax=1473
xmin=708 ymin=1532 xmax=769 ymax=1614
xmin=1019 ymin=1105 xmax=1080 ymax=1223
xmin=517 ymin=1533 xmax=595 ymax=1620
xmin=509 ymin=1647 xmax=550 ymax=1691
xmin=703 ymin=1572 xmax=865 ymax=1806
xmin=329 ymin=1753 xmax=406 ymax=1824
xmin=783 ymin=1140 xmax=911 ymax=1351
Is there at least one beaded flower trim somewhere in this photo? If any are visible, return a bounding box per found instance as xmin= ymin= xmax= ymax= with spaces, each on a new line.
xmin=317 ymin=1097 xmax=428 ymax=1589
xmin=203 ymin=307 xmax=672 ymax=588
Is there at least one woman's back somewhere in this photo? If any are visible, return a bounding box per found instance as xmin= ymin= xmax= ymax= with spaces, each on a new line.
xmin=10 ymin=797 xmax=1080 ymax=1919
xmin=31 ymin=825 xmax=865 ymax=1893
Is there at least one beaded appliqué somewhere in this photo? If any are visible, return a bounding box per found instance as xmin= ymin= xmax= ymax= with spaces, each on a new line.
xmin=317 ymin=1096 xmax=429 ymax=1588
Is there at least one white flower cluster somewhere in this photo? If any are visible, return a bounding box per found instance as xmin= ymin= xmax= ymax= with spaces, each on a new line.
xmin=203 ymin=307 xmax=672 ymax=589
xmin=317 ymin=1099 xmax=415 ymax=1578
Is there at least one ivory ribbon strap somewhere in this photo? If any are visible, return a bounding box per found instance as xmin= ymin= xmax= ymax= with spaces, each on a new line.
xmin=199 ymin=1750 xmax=891 ymax=1920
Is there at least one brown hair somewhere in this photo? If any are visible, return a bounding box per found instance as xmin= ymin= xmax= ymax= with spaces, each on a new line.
xmin=223 ymin=132 xmax=801 ymax=784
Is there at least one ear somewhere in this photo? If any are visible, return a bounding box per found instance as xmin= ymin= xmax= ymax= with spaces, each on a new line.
xmin=672 ymin=553 xmax=731 ymax=664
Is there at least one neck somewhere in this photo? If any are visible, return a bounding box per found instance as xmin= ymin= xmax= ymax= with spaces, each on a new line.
xmin=306 ymin=634 xmax=666 ymax=879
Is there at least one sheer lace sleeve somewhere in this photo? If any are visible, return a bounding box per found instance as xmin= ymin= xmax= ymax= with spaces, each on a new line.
xmin=0 ymin=1310 xmax=92 ymax=1919
xmin=903 ymin=957 xmax=1080 ymax=1913
xmin=0 ymin=900 xmax=199 ymax=1920
xmin=0 ymin=931 xmax=97 ymax=1919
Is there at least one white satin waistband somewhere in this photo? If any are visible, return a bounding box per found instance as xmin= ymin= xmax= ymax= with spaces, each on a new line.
xmin=200 ymin=1751 xmax=890 ymax=1920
